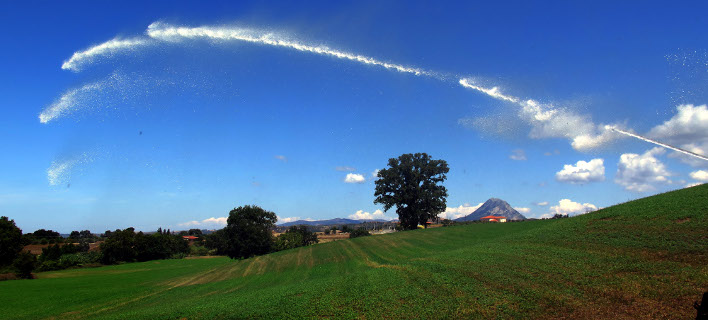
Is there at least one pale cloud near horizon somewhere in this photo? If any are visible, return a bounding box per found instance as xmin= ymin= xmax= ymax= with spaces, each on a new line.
xmin=535 ymin=201 xmax=549 ymax=206
xmin=544 ymin=199 xmax=598 ymax=218
xmin=348 ymin=209 xmax=391 ymax=220
xmin=555 ymin=158 xmax=605 ymax=184
xmin=179 ymin=217 xmax=227 ymax=228
xmin=438 ymin=203 xmax=484 ymax=220
xmin=344 ymin=173 xmax=366 ymax=184
xmin=335 ymin=166 xmax=356 ymax=172
xmin=277 ymin=216 xmax=301 ymax=224
xmin=615 ymin=147 xmax=672 ymax=192
xmin=509 ymin=149 xmax=527 ymax=161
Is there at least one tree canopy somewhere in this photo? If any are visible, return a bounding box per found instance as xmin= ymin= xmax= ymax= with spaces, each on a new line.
xmin=223 ymin=205 xmax=278 ymax=259
xmin=0 ymin=216 xmax=23 ymax=266
xmin=374 ymin=153 xmax=449 ymax=230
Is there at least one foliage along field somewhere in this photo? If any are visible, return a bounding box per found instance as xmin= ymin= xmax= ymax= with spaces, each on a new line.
xmin=1 ymin=184 xmax=706 ymax=319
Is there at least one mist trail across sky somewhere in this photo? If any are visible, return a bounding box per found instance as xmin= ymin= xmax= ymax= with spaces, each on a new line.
xmin=55 ymin=21 xmax=618 ymax=152
xmin=610 ymin=127 xmax=708 ymax=162
xmin=44 ymin=21 xmax=708 ymax=186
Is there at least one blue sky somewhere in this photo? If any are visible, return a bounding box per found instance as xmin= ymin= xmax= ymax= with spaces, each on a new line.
xmin=1 ymin=1 xmax=707 ymax=233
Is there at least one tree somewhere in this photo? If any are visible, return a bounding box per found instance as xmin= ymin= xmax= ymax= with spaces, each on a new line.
xmin=374 ymin=153 xmax=449 ymax=230
xmin=349 ymin=228 xmax=371 ymax=238
xmin=1 ymin=216 xmax=23 ymax=266
xmin=223 ymin=205 xmax=277 ymax=259
xmin=13 ymin=251 xmax=36 ymax=279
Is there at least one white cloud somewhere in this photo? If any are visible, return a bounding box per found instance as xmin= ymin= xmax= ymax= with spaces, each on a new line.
xmin=348 ymin=209 xmax=391 ymax=220
xmin=648 ymin=104 xmax=708 ymax=167
xmin=179 ymin=217 xmax=227 ymax=228
xmin=514 ymin=207 xmax=531 ymax=214
xmin=535 ymin=201 xmax=549 ymax=206
xmin=344 ymin=173 xmax=366 ymax=184
xmin=509 ymin=149 xmax=527 ymax=161
xmin=615 ymin=147 xmax=672 ymax=192
xmin=335 ymin=166 xmax=356 ymax=172
xmin=689 ymin=170 xmax=708 ymax=182
xmin=548 ymin=199 xmax=598 ymax=216
xmin=555 ymin=158 xmax=605 ymax=184
xmin=372 ymin=169 xmax=381 ymax=178
xmin=277 ymin=216 xmax=301 ymax=224
xmin=685 ymin=182 xmax=702 ymax=188
xmin=438 ymin=203 xmax=484 ymax=220
xmin=274 ymin=155 xmax=287 ymax=162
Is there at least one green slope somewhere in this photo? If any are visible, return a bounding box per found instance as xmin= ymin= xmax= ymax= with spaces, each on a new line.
xmin=2 ymin=184 xmax=706 ymax=319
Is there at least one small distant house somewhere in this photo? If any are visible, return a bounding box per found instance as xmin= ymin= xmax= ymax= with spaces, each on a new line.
xmin=182 ymin=235 xmax=199 ymax=241
xmin=480 ymin=215 xmax=507 ymax=223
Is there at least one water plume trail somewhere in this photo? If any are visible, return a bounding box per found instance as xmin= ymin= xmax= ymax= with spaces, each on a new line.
xmin=145 ymin=22 xmax=435 ymax=78
xmin=62 ymin=38 xmax=150 ymax=72
xmin=610 ymin=127 xmax=708 ymax=162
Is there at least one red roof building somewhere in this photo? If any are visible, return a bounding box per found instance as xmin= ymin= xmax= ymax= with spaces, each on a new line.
xmin=480 ymin=215 xmax=507 ymax=223
xmin=182 ymin=235 xmax=199 ymax=240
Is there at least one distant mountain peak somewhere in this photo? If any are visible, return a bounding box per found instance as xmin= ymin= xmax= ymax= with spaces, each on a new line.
xmin=454 ymin=198 xmax=526 ymax=222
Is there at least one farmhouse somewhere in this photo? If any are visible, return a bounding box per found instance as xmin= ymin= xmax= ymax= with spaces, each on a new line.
xmin=480 ymin=215 xmax=507 ymax=223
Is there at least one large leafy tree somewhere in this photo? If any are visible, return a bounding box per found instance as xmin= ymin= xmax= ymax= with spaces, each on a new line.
xmin=224 ymin=205 xmax=277 ymax=259
xmin=1 ymin=216 xmax=24 ymax=266
xmin=374 ymin=153 xmax=449 ymax=230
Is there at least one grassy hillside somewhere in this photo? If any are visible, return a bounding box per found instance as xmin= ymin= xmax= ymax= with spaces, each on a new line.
xmin=2 ymin=184 xmax=706 ymax=319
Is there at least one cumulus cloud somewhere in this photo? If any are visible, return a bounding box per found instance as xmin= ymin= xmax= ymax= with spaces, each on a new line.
xmin=348 ymin=209 xmax=391 ymax=220
xmin=344 ymin=173 xmax=366 ymax=184
xmin=514 ymin=207 xmax=531 ymax=214
xmin=274 ymin=155 xmax=287 ymax=162
xmin=179 ymin=217 xmax=227 ymax=228
xmin=689 ymin=170 xmax=708 ymax=182
xmin=335 ymin=166 xmax=356 ymax=172
xmin=615 ymin=147 xmax=672 ymax=192
xmin=438 ymin=203 xmax=484 ymax=220
xmin=555 ymin=158 xmax=605 ymax=184
xmin=648 ymin=104 xmax=708 ymax=167
xmin=547 ymin=199 xmax=598 ymax=217
xmin=509 ymin=149 xmax=527 ymax=161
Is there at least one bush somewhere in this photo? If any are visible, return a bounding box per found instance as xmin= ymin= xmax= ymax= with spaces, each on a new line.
xmin=57 ymin=251 xmax=102 ymax=269
xmin=12 ymin=251 xmax=36 ymax=279
xmin=189 ymin=245 xmax=210 ymax=256
xmin=349 ymin=228 xmax=371 ymax=238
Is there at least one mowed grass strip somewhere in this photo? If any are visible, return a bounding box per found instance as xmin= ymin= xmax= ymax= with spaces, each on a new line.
xmin=1 ymin=184 xmax=706 ymax=319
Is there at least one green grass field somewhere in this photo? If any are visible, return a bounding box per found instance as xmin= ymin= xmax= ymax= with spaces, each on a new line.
xmin=2 ymin=184 xmax=707 ymax=319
